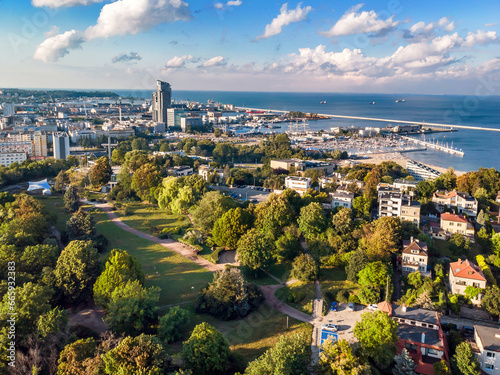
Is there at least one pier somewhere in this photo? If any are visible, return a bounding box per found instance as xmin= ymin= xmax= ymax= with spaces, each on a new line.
xmin=400 ymin=135 xmax=464 ymax=156
xmin=236 ymin=106 xmax=500 ymax=133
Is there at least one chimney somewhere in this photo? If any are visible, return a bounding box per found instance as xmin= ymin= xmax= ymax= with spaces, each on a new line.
xmin=410 ymin=236 xmax=414 ymax=243
xmin=421 ymin=332 xmax=425 ymax=343
xmin=458 ymin=258 xmax=462 ymax=264
xmin=402 ymin=303 xmax=407 ymax=312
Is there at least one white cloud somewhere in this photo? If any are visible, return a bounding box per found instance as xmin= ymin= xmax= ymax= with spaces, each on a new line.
xmin=463 ymin=30 xmax=499 ymax=47
xmin=112 ymin=51 xmax=142 ymax=63
xmin=214 ymin=2 xmax=223 ymax=9
xmin=203 ymin=56 xmax=225 ymax=67
xmin=35 ymin=0 xmax=192 ymax=62
xmin=485 ymin=23 xmax=499 ymax=28
xmin=226 ymin=0 xmax=242 ymax=6
xmin=320 ymin=4 xmax=399 ymax=37
xmin=85 ymin=0 xmax=191 ymax=40
xmin=44 ymin=25 xmax=60 ymax=38
xmin=404 ymin=17 xmax=455 ymax=41
xmin=166 ymin=55 xmax=194 ymax=68
xmin=34 ymin=30 xmax=85 ymax=62
xmin=256 ymin=3 xmax=312 ymax=40
xmin=32 ymin=0 xmax=103 ymax=7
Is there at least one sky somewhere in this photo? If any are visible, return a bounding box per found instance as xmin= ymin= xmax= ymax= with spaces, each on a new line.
xmin=0 ymin=0 xmax=499 ymax=94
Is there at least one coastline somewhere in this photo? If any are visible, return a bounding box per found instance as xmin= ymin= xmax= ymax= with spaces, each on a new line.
xmin=359 ymin=152 xmax=466 ymax=176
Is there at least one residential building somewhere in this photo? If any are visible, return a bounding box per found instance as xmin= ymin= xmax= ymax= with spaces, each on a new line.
xmin=198 ymin=165 xmax=225 ymax=183
xmin=393 ymin=179 xmax=418 ymax=193
xmin=0 ymin=140 xmax=32 ymax=156
xmin=379 ymin=302 xmax=449 ymax=375
xmin=474 ymin=324 xmax=500 ymax=374
xmin=271 ymin=159 xmax=306 ymax=171
xmin=33 ymin=132 xmax=48 ymax=157
xmin=285 ymin=176 xmax=311 ymax=196
xmin=401 ymin=197 xmax=421 ymax=225
xmin=440 ymin=213 xmax=475 ymax=238
xmin=329 ymin=191 xmax=354 ymax=209
xmin=152 ymin=80 xmax=171 ymax=123
xmin=449 ymin=259 xmax=487 ymax=304
xmin=168 ymin=165 xmax=193 ymax=177
xmin=2 ymin=103 xmax=15 ymax=116
xmin=432 ymin=190 xmax=478 ymax=217
xmin=0 ymin=152 xmax=27 ymax=166
xmin=53 ymin=133 xmax=70 ymax=159
xmin=181 ymin=117 xmax=203 ymax=132
xmin=379 ymin=191 xmax=403 ymax=218
xmin=402 ymin=238 xmax=429 ymax=276
xmin=406 ymin=160 xmax=441 ymax=181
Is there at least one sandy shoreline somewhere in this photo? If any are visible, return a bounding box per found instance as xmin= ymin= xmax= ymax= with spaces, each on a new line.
xmin=360 ymin=152 xmax=466 ymax=176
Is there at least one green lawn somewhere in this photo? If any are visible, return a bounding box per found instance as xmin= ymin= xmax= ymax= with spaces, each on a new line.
xmin=115 ymin=202 xmax=191 ymax=236
xmin=93 ymin=211 xmax=213 ymax=305
xmin=37 ymin=195 xmax=92 ymax=232
xmin=164 ymin=304 xmax=312 ymax=367
xmin=434 ymin=239 xmax=481 ymax=261
xmin=275 ymin=281 xmax=316 ymax=314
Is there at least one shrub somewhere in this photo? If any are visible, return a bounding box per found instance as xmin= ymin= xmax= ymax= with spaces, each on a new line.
xmin=122 ymin=206 xmax=132 ymax=216
xmin=336 ymin=290 xmax=349 ymax=303
xmin=158 ymin=306 xmax=190 ymax=343
xmin=290 ymin=254 xmax=318 ymax=282
xmin=348 ymin=294 xmax=361 ymax=304
xmin=476 ymin=255 xmax=497 ymax=286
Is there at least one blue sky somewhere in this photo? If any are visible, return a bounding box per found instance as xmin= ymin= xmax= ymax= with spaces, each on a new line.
xmin=0 ymin=0 xmax=499 ymax=94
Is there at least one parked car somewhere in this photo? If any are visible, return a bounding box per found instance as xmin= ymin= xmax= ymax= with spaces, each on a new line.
xmin=348 ymin=302 xmax=355 ymax=311
xmin=330 ymin=302 xmax=337 ymax=312
xmin=322 ymin=323 xmax=337 ymax=332
xmin=368 ymin=304 xmax=378 ymax=310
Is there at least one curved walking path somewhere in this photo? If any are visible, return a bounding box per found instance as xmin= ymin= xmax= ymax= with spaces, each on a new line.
xmin=89 ymin=201 xmax=314 ymax=324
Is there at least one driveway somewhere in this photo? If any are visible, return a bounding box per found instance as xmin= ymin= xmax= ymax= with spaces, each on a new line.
xmin=320 ymin=303 xmax=369 ymax=344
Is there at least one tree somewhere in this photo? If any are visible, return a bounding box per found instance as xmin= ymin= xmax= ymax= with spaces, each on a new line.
xmin=358 ymin=261 xmax=391 ymax=289
xmin=482 ymin=286 xmax=500 ymax=317
xmin=20 ymin=243 xmax=59 ymax=279
xmin=93 ymin=249 xmax=144 ymax=308
xmin=254 ymin=193 xmax=295 ymax=240
xmin=190 ymin=191 xmax=236 ymax=233
xmin=353 ymin=196 xmax=371 ymax=217
xmin=297 ymin=202 xmax=327 ymax=241
xmin=131 ymin=163 xmax=161 ymax=202
xmin=103 ymin=334 xmax=170 ymax=374
xmin=66 ymin=207 xmax=96 ymax=241
xmin=195 ymin=268 xmax=263 ymax=320
xmin=453 ymin=342 xmax=480 ymax=375
xmin=393 ymin=349 xmax=416 ymax=375
xmin=37 ymin=307 xmax=68 ymax=340
xmin=105 ymin=280 xmax=160 ymax=336
xmin=131 ymin=137 xmax=149 ymax=151
xmin=353 ymin=311 xmax=398 ymax=368
xmin=290 ymin=254 xmax=318 ymax=281
xmin=57 ymin=338 xmax=98 ymax=375
xmin=358 ymin=285 xmax=380 ymax=304
xmin=274 ymin=231 xmax=301 ymax=262
xmin=89 ymin=156 xmax=112 ymax=188
xmin=407 ymin=271 xmax=423 ymax=288
xmin=158 ymin=306 xmax=190 ymax=343
xmin=319 ymin=339 xmax=371 ymax=375
xmin=433 ymin=360 xmax=452 ymax=375
xmin=331 ymin=208 xmax=354 ymax=236
xmin=54 ymin=240 xmax=100 ymax=303
xmin=245 ymin=332 xmax=311 ymax=375
xmin=346 ymin=249 xmax=368 ymax=283
xmin=181 ymin=323 xmax=230 ymax=375
xmin=212 ymin=207 xmax=252 ymax=249
xmin=363 ymin=217 xmax=401 ymax=260
xmin=54 ymin=170 xmax=68 ymax=192
xmin=448 ymin=233 xmax=471 ymax=255
xmin=64 ymin=185 xmax=80 ymax=212
xmin=237 ymin=228 xmax=273 ymax=271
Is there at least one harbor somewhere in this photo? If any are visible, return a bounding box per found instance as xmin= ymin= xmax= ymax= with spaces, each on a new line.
xmin=400 ymin=135 xmax=465 ymax=156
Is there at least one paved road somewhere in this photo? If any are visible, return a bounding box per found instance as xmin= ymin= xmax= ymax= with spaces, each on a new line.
xmin=211 ymin=185 xmax=270 ymax=203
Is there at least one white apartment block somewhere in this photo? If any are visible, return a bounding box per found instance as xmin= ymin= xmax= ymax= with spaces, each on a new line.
xmin=329 ymin=191 xmax=354 ymax=209
xmin=0 ymin=152 xmax=27 ymax=166
xmin=285 ymin=176 xmax=311 ymax=196
xmin=406 ymin=160 xmax=441 ymax=181
xmin=379 ymin=191 xmax=403 ymax=218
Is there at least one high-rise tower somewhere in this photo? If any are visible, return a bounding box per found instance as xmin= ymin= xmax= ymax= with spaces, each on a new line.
xmin=152 ymin=80 xmax=171 ymax=123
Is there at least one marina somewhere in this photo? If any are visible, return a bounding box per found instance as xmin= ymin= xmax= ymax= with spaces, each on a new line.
xmin=400 ymin=135 xmax=465 ymax=156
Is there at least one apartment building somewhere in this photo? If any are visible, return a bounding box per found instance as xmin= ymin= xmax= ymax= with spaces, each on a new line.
xmin=432 ymin=190 xmax=478 ymax=217
xmin=379 ymin=191 xmax=403 ymax=218
xmin=406 ymin=160 xmax=441 ymax=181
xmin=285 ymin=176 xmax=311 ymax=196
xmin=401 ymin=198 xmax=421 ymax=225
xmin=329 ymin=191 xmax=354 ymax=209
xmin=168 ymin=165 xmax=193 ymax=177
xmin=449 ymin=259 xmax=487 ymax=304
xmin=0 ymin=152 xmax=27 ymax=166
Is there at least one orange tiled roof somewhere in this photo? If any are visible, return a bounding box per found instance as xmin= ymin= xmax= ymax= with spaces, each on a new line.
xmin=441 ymin=213 xmax=469 ymax=223
xmin=449 ymin=259 xmax=487 ymax=282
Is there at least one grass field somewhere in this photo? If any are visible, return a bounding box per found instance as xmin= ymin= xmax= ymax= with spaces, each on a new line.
xmin=164 ymin=303 xmax=312 ymax=366
xmin=434 ymin=239 xmax=481 ymax=260
xmin=37 ymin=195 xmax=91 ymax=232
xmin=275 ymin=280 xmax=316 ymax=314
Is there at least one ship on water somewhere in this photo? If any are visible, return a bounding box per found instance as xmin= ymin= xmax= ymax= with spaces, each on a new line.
xmin=395 ymin=99 xmax=406 ymax=103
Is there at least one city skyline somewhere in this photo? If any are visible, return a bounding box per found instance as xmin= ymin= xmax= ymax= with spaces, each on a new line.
xmin=0 ymin=0 xmax=499 ymax=94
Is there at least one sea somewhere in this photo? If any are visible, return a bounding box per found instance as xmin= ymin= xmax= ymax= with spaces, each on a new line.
xmin=113 ymin=90 xmax=500 ymax=173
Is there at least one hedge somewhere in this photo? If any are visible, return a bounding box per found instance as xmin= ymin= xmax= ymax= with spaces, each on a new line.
xmin=476 ymin=255 xmax=497 ymax=287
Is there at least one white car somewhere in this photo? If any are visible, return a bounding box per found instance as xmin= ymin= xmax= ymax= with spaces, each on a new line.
xmin=348 ymin=302 xmax=355 ymax=311
xmin=368 ymin=304 xmax=378 ymax=311
xmin=322 ymin=324 xmax=338 ymax=332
